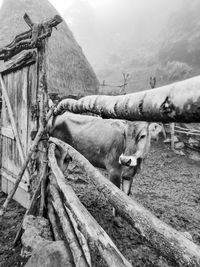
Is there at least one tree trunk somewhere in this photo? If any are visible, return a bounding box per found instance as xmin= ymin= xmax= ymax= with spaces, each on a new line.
xmin=48 ymin=142 xmax=133 ymax=267
xmin=50 ymin=137 xmax=200 ymax=267
xmin=54 ymin=75 xmax=200 ymax=123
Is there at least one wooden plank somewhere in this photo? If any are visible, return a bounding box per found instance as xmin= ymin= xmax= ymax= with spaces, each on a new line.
xmin=0 ymin=50 xmax=36 ymax=75
xmin=0 ymin=75 xmax=27 ymax=167
xmin=1 ymin=127 xmax=14 ymax=139
xmin=4 ymin=177 xmax=30 ymax=208
xmin=0 ymin=168 xmax=29 ymax=191
xmin=0 ymin=108 xmax=54 ymax=216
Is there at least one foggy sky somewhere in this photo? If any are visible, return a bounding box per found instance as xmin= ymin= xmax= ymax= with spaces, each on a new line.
xmin=0 ymin=0 xmax=183 ymax=70
xmin=55 ymin=0 xmax=183 ymax=70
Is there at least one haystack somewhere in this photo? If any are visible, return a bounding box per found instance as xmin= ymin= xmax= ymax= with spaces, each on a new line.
xmin=0 ymin=0 xmax=99 ymax=96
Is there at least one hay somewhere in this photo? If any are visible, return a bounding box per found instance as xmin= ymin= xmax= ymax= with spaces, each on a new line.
xmin=0 ymin=0 xmax=99 ymax=96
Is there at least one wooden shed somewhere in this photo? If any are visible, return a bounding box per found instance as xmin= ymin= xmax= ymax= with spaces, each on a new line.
xmin=0 ymin=1 xmax=99 ymax=208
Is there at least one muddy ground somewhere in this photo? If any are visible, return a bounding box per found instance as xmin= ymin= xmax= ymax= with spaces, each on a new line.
xmin=0 ymin=139 xmax=200 ymax=266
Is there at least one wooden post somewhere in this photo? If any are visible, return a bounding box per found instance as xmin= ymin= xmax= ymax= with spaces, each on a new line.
xmin=48 ymin=143 xmax=132 ymax=267
xmin=50 ymin=137 xmax=200 ymax=267
xmin=38 ymin=36 xmax=49 ymax=216
xmin=171 ymin=122 xmax=175 ymax=150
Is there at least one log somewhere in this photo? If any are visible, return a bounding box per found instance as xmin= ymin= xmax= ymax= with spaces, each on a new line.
xmin=50 ymin=137 xmax=200 ymax=267
xmin=63 ymin=203 xmax=91 ymax=267
xmin=0 ymin=13 xmax=62 ymax=60
xmin=0 ymin=50 xmax=36 ymax=74
xmin=38 ymin=37 xmax=48 ymax=217
xmin=49 ymin=180 xmax=91 ymax=267
xmin=47 ymin=202 xmax=62 ymax=241
xmin=54 ymin=75 xmax=200 ymax=123
xmin=48 ymin=143 xmax=132 ymax=267
xmin=39 ymin=161 xmax=48 ymax=216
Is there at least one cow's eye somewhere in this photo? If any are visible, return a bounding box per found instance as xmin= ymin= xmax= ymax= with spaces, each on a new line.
xmin=139 ymin=134 xmax=146 ymax=140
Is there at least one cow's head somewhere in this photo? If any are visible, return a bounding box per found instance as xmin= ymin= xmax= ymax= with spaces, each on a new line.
xmin=119 ymin=122 xmax=162 ymax=195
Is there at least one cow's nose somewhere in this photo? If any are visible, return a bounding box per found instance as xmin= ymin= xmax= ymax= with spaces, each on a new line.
xmin=125 ymin=159 xmax=131 ymax=166
xmin=119 ymin=155 xmax=137 ymax=167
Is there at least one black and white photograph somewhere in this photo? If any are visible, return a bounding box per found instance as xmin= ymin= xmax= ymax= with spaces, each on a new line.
xmin=0 ymin=0 xmax=200 ymax=266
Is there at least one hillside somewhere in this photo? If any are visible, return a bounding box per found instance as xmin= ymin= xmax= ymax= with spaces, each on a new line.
xmin=96 ymin=0 xmax=200 ymax=95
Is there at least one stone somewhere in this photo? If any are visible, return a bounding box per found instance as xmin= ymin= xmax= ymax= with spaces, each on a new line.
xmin=188 ymin=151 xmax=200 ymax=162
xmin=175 ymin=142 xmax=185 ymax=149
xmin=174 ymin=150 xmax=185 ymax=156
xmin=25 ymin=241 xmax=74 ymax=267
xmin=21 ymin=215 xmax=53 ymax=257
xmin=188 ymin=137 xmax=199 ymax=147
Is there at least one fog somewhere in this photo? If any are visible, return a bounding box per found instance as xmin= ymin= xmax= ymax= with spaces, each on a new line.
xmin=53 ymin=0 xmax=183 ymax=70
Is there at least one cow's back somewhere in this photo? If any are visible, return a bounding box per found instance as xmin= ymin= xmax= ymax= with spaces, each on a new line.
xmin=50 ymin=112 xmax=126 ymax=168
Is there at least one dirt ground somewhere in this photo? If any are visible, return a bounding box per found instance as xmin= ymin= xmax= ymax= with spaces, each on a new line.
xmin=0 ymin=139 xmax=200 ymax=266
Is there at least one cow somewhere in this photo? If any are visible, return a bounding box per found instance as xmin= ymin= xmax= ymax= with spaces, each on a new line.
xmin=48 ymin=111 xmax=162 ymax=197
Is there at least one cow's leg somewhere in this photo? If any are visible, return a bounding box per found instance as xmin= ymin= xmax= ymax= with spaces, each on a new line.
xmin=55 ymin=147 xmax=72 ymax=173
xmin=122 ymin=168 xmax=137 ymax=195
xmin=108 ymin=168 xmax=122 ymax=224
xmin=109 ymin=168 xmax=121 ymax=189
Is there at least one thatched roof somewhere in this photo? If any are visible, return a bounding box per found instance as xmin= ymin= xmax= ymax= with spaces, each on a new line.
xmin=0 ymin=0 xmax=99 ymax=96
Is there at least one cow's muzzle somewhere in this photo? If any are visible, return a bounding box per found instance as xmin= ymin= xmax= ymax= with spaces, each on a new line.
xmin=119 ymin=154 xmax=137 ymax=167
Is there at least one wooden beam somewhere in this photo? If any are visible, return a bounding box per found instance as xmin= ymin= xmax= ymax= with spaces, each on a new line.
xmin=0 ymin=14 xmax=62 ymax=60
xmin=0 ymin=50 xmax=36 ymax=74
xmin=50 ymin=137 xmax=200 ymax=267
xmin=48 ymin=143 xmax=132 ymax=267
xmin=54 ymin=75 xmax=200 ymax=123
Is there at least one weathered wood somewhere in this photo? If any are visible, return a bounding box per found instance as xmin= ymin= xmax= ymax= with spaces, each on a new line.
xmin=1 ymin=127 xmax=14 ymax=139
xmin=50 ymin=137 xmax=200 ymax=267
xmin=38 ymin=37 xmax=49 ymax=217
xmin=0 ymin=74 xmax=31 ymax=182
xmin=0 ymin=50 xmax=36 ymax=74
xmin=49 ymin=180 xmax=90 ymax=267
xmin=13 ymin=174 xmax=41 ymax=247
xmin=0 ymin=108 xmax=54 ymax=217
xmin=54 ymin=76 xmax=200 ymax=123
xmin=47 ymin=202 xmax=62 ymax=241
xmin=48 ymin=142 xmax=133 ymax=267
xmin=39 ymin=162 xmax=48 ymax=216
xmin=171 ymin=123 xmax=175 ymax=150
xmin=0 ymin=126 xmax=44 ymax=217
xmin=63 ymin=203 xmax=91 ymax=267
xmin=13 ymin=161 xmax=52 ymax=247
xmin=0 ymin=13 xmax=62 ymax=60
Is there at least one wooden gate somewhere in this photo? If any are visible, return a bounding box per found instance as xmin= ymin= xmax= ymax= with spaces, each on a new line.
xmin=0 ymin=51 xmax=38 ymax=207
xmin=0 ymin=13 xmax=62 ymax=208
